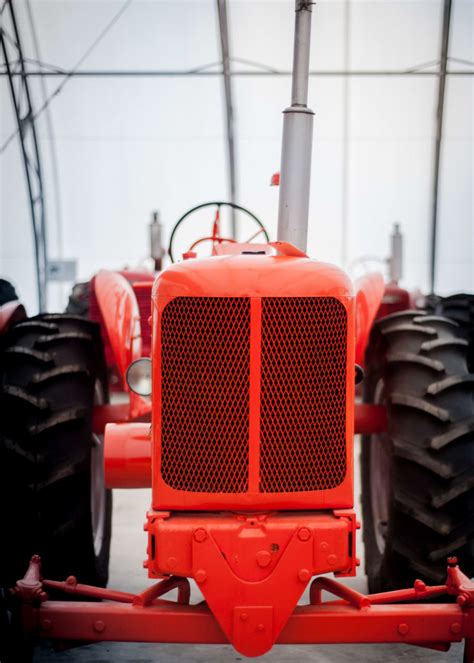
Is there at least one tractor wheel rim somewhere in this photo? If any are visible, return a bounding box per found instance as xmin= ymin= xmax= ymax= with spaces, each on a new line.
xmin=91 ymin=381 xmax=106 ymax=557
xmin=370 ymin=379 xmax=391 ymax=555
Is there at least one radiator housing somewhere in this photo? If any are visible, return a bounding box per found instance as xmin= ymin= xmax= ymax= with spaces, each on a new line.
xmin=151 ymin=253 xmax=355 ymax=511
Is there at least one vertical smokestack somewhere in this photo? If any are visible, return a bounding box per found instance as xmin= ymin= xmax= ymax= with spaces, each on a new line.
xmin=149 ymin=210 xmax=164 ymax=271
xmin=277 ymin=1 xmax=314 ymax=253
xmin=389 ymin=222 xmax=403 ymax=284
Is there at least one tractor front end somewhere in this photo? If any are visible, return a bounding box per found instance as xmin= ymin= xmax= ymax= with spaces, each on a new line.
xmin=8 ymin=246 xmax=474 ymax=660
xmin=3 ymin=1 xmax=474 ymax=660
xmin=144 ymin=250 xmax=357 ymax=655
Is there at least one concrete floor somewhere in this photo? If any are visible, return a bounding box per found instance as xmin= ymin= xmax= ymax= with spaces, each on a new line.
xmin=35 ymin=440 xmax=464 ymax=662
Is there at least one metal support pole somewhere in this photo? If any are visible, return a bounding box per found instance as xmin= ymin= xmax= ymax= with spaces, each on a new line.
xmin=0 ymin=0 xmax=48 ymax=310
xmin=429 ymin=0 xmax=452 ymax=294
xmin=277 ymin=1 xmax=315 ymax=253
xmin=341 ymin=0 xmax=351 ymax=267
xmin=216 ymin=0 xmax=237 ymax=238
xmin=0 ymin=69 xmax=473 ymax=78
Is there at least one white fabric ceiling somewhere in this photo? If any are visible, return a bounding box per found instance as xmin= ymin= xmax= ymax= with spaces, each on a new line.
xmin=1 ymin=0 xmax=473 ymax=312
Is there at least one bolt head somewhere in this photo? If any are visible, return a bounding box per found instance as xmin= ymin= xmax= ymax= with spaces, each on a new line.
xmin=298 ymin=527 xmax=311 ymax=541
xmin=298 ymin=568 xmax=311 ymax=582
xmin=450 ymin=622 xmax=461 ymax=634
xmin=398 ymin=623 xmax=409 ymax=635
xmin=41 ymin=619 xmax=52 ymax=632
xmin=194 ymin=528 xmax=208 ymax=543
xmin=327 ymin=554 xmax=337 ymax=566
xmin=257 ymin=623 xmax=265 ymax=632
xmin=94 ymin=620 xmax=105 ymax=633
xmin=195 ymin=569 xmax=207 ymax=583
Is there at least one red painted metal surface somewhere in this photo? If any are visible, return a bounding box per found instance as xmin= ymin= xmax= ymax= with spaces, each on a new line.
xmin=143 ymin=510 xmax=358 ymax=654
xmin=310 ymin=577 xmax=370 ymax=608
xmin=93 ymin=270 xmax=153 ymax=420
xmin=151 ymin=253 xmax=355 ymax=511
xmin=92 ymin=402 xmax=153 ymax=438
xmin=268 ymin=241 xmax=308 ymax=257
xmin=89 ymin=272 xmax=154 ymax=387
xmin=13 ymin=557 xmax=474 ymax=659
xmin=0 ymin=300 xmax=26 ymax=334
xmin=354 ymin=272 xmax=385 ymax=366
xmin=94 ymin=270 xmax=142 ymax=383
xmin=23 ymin=599 xmax=473 ymax=649
xmin=132 ymin=281 xmax=154 ymax=357
xmin=89 ymin=278 xmax=115 ymax=372
xmin=98 ymin=405 xmax=386 ymax=491
xmin=354 ymin=404 xmax=387 ymax=434
xmin=145 ymin=511 xmax=356 ymax=580
xmin=42 ymin=575 xmax=190 ymax=607
xmin=92 ymin=403 xmax=130 ymax=432
xmin=104 ymin=422 xmax=151 ymax=488
xmin=377 ymin=282 xmax=412 ymax=320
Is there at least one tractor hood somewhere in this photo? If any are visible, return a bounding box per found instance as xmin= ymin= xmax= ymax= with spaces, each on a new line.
xmin=152 ymin=252 xmax=355 ymax=301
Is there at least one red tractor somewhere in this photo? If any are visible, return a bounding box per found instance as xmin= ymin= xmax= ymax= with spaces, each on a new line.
xmin=1 ymin=2 xmax=474 ymax=660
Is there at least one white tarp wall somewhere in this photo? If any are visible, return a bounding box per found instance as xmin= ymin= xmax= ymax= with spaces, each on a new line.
xmin=1 ymin=0 xmax=473 ymax=313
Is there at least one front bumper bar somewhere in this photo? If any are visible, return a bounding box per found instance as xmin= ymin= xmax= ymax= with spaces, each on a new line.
xmin=9 ymin=556 xmax=474 ymax=659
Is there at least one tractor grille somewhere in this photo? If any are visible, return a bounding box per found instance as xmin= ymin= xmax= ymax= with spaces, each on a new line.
xmin=259 ymin=297 xmax=347 ymax=492
xmin=159 ymin=296 xmax=347 ymax=495
xmin=160 ymin=297 xmax=250 ymax=492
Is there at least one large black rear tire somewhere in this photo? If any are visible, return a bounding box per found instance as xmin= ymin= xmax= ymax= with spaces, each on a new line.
xmin=0 ymin=313 xmax=112 ymax=591
xmin=362 ymin=310 xmax=474 ymax=591
xmin=426 ymin=293 xmax=474 ymax=371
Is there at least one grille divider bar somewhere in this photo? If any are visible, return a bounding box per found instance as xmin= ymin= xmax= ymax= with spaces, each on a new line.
xmin=248 ymin=297 xmax=262 ymax=493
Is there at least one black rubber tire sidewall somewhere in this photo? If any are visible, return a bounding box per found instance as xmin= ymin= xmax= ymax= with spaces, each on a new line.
xmin=361 ymin=311 xmax=474 ymax=591
xmin=0 ymin=314 xmax=112 ymax=590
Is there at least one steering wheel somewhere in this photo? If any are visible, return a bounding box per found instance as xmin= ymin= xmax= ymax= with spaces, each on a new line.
xmin=168 ymin=201 xmax=270 ymax=263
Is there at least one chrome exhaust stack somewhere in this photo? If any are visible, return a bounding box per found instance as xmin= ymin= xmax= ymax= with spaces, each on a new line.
xmin=277 ymin=1 xmax=314 ymax=253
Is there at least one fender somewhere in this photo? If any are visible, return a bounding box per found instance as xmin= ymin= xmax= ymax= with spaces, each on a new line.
xmin=0 ymin=300 xmax=26 ymax=335
xmin=94 ymin=270 xmax=151 ymax=421
xmin=354 ymin=272 xmax=385 ymax=366
xmin=94 ymin=270 xmax=142 ymax=383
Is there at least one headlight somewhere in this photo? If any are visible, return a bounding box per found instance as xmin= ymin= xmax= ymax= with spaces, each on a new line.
xmin=126 ymin=358 xmax=152 ymax=396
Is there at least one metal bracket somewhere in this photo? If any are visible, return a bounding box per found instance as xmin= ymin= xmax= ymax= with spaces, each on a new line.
xmin=192 ymin=528 xmax=313 ymax=656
